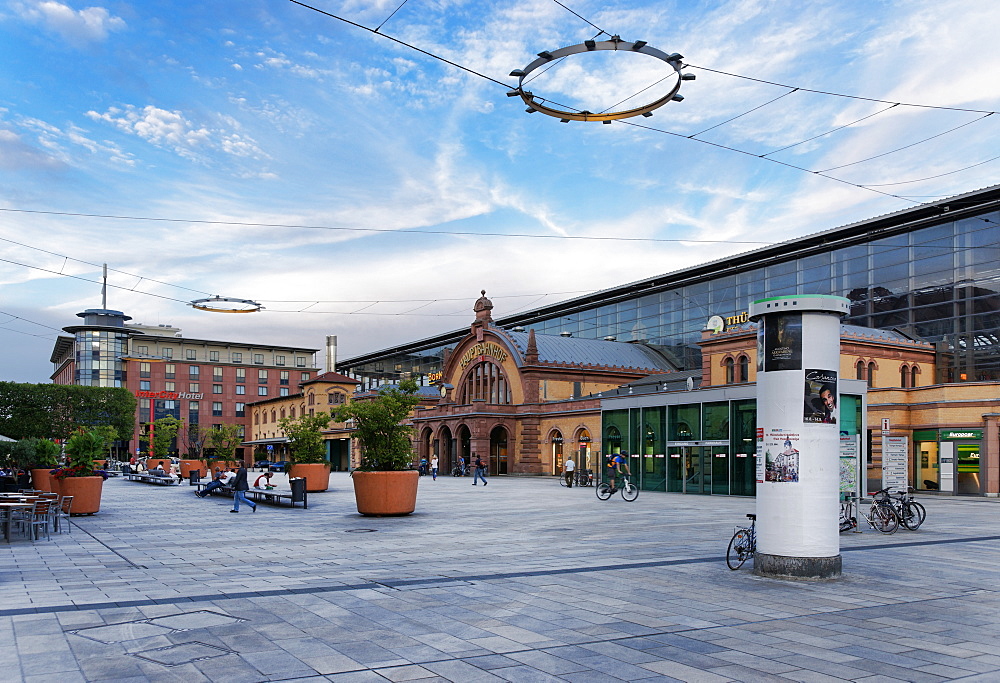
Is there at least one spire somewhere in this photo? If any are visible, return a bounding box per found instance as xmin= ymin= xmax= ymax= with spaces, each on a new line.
xmin=473 ymin=289 xmax=494 ymax=323
xmin=526 ymin=328 xmax=538 ymax=363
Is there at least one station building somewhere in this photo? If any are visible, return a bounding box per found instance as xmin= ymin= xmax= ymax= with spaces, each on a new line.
xmin=338 ymin=185 xmax=1000 ymax=496
xmin=49 ymin=308 xmax=321 ymax=460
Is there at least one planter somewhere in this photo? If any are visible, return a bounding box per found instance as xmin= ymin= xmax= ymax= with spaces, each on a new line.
xmin=60 ymin=476 xmax=104 ymax=515
xmin=351 ymin=470 xmax=419 ymax=516
xmin=289 ymin=463 xmax=331 ymax=492
xmin=146 ymin=458 xmax=172 ymax=472
xmin=94 ymin=459 xmax=107 ymax=470
xmin=50 ymin=475 xmax=62 ymax=497
xmin=30 ymin=468 xmax=52 ymax=492
xmin=179 ymin=460 xmax=207 ymax=478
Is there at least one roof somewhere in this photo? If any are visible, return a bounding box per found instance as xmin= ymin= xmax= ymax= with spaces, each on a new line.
xmin=707 ymin=322 xmax=933 ymax=348
xmin=495 ymin=329 xmax=675 ymax=372
xmin=302 ymin=371 xmax=359 ymax=385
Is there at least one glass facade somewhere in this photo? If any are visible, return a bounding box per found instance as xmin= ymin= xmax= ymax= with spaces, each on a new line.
xmin=74 ymin=329 xmax=128 ymax=387
xmin=340 ymin=199 xmax=1000 ymax=388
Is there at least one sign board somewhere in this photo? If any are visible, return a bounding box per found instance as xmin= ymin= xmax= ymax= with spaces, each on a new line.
xmin=882 ymin=435 xmax=909 ymax=492
xmin=266 ymin=444 xmax=273 ymax=451
xmin=881 ymin=418 xmax=890 ymax=432
xmin=941 ymin=430 xmax=982 ymax=440
xmin=839 ymin=434 xmax=859 ymax=494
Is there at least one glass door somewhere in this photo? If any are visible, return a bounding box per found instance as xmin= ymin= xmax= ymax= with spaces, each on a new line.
xmin=711 ymin=446 xmax=730 ymax=495
xmin=683 ymin=447 xmax=710 ymax=494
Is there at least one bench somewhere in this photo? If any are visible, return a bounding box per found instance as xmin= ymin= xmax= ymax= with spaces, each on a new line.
xmin=195 ymin=483 xmax=307 ymax=508
xmin=124 ymin=473 xmax=181 ymax=486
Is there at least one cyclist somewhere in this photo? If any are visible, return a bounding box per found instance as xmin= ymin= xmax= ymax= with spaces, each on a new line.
xmin=606 ymin=453 xmax=630 ymax=492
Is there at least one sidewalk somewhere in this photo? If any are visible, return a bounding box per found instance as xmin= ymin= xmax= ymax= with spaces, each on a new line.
xmin=2 ymin=472 xmax=998 ymax=682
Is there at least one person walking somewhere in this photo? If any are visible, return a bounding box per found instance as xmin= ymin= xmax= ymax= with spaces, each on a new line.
xmin=431 ymin=456 xmax=439 ymax=480
xmin=230 ymin=465 xmax=257 ymax=513
xmin=472 ymin=455 xmax=488 ymax=486
xmin=563 ymin=456 xmax=575 ymax=487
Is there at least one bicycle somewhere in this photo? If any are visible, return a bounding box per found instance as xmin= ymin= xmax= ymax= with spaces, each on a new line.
xmin=839 ymin=496 xmax=858 ymax=533
xmin=863 ymin=487 xmax=900 ymax=534
xmin=576 ymin=469 xmax=594 ymax=487
xmin=726 ymin=513 xmax=756 ymax=570
xmin=890 ymin=486 xmax=926 ymax=530
xmin=596 ymin=474 xmax=638 ymax=501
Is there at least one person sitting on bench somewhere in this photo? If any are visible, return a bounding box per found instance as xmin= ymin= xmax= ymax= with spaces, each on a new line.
xmin=197 ymin=468 xmax=235 ymax=497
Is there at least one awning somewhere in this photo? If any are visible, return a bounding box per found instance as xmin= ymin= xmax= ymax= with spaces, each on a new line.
xmin=240 ymin=438 xmax=290 ymax=446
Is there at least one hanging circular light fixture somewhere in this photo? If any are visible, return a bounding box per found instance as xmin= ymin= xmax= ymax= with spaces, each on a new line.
xmin=509 ymin=36 xmax=694 ymax=122
xmin=189 ymin=296 xmax=263 ymax=313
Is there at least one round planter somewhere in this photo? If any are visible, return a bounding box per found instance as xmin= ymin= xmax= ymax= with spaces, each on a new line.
xmin=289 ymin=463 xmax=331 ymax=492
xmin=351 ymin=470 xmax=419 ymax=516
xmin=146 ymin=458 xmax=172 ymax=472
xmin=49 ymin=475 xmax=62 ymax=497
xmin=179 ymin=460 xmax=207 ymax=478
xmin=30 ymin=468 xmax=52 ymax=492
xmin=60 ymin=476 xmax=104 ymax=515
xmin=94 ymin=460 xmax=107 ymax=470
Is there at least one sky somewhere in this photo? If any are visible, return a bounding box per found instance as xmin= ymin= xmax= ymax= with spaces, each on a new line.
xmin=2 ymin=0 xmax=1000 ymax=383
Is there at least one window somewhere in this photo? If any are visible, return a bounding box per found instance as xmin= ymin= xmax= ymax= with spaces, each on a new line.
xmin=280 ymin=408 xmax=286 ymax=420
xmin=213 ymin=384 xmax=223 ymax=394
xmin=139 ymin=362 xmax=151 ymax=378
xmin=900 ymin=365 xmax=910 ymax=388
xmin=458 ymin=360 xmax=512 ymax=404
xmin=209 ymin=351 xmax=219 ymax=362
xmin=237 ymin=426 xmax=245 ymax=439
xmin=258 ymin=369 xmax=268 ymax=383
xmin=856 ymin=360 xmax=866 ymax=381
xmin=189 ymin=401 xmax=199 ymax=412
xmin=258 ymin=386 xmax=267 ymax=396
xmin=140 ymin=380 xmax=151 ymax=390
xmin=254 ymin=412 xmax=260 ymax=425
xmin=867 ymin=362 xmax=876 ymax=388
xmin=136 ymin=345 xmax=148 ymax=355
xmin=911 ymin=366 xmax=919 ymax=387
xmin=235 ymin=402 xmax=245 ymax=417
xmin=212 ymin=402 xmax=223 ymax=417
xmin=233 ymin=352 xmax=242 ymax=363
xmin=163 ymin=347 xmax=173 ymax=359
xmin=165 ymin=364 xmax=175 ymax=379
xmin=280 ymin=371 xmax=289 ymax=385
xmin=296 ymin=357 xmax=306 ymax=367
xmin=308 ymin=393 xmax=315 ymax=405
xmin=300 ymin=372 xmax=310 ymax=381
xmin=290 ymin=407 xmax=296 ymax=418
xmin=186 ymin=349 xmax=197 ymax=360
xmin=271 ymin=410 xmax=276 ymax=423
xmin=189 ymin=382 xmax=200 ymax=392
xmin=235 ymin=385 xmax=245 ymax=395
xmin=236 ymin=368 xmax=245 ymax=383
xmin=328 ymin=392 xmax=345 ymax=404
xmin=280 ymin=387 xmax=289 ymax=397
xmin=254 ymin=353 xmax=264 ymax=365
xmin=724 ymin=357 xmax=734 ymax=384
xmin=261 ymin=411 xmax=267 ymax=424
xmin=275 ymin=355 xmax=285 ymax=366
xmin=213 ymin=367 xmax=223 ymax=381
xmin=189 ymin=365 xmax=200 ymax=378
xmin=738 ymin=355 xmax=749 ymax=383
xmin=165 ymin=382 xmax=175 ymax=392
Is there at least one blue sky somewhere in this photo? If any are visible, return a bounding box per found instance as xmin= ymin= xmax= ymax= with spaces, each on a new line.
xmin=1 ymin=0 xmax=999 ymax=382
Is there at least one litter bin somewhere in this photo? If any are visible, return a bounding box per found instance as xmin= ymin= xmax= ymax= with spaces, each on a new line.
xmin=290 ymin=477 xmax=307 ymax=504
xmin=189 ymin=470 xmax=201 ymax=486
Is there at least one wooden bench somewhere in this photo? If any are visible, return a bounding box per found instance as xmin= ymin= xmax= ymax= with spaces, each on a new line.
xmin=124 ymin=473 xmax=181 ymax=486
xmin=195 ymin=483 xmax=307 ymax=508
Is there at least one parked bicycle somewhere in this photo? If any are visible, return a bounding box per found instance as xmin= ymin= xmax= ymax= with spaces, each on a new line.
xmin=726 ymin=513 xmax=756 ymax=570
xmin=558 ymin=469 xmax=594 ymax=487
xmin=863 ymin=487 xmax=900 ymax=534
xmin=596 ymin=474 xmax=638 ymax=501
xmin=890 ymin=486 xmax=926 ymax=530
xmin=839 ymin=496 xmax=858 ymax=533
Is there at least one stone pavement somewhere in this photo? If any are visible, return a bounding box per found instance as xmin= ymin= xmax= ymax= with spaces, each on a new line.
xmin=2 ymin=472 xmax=998 ymax=682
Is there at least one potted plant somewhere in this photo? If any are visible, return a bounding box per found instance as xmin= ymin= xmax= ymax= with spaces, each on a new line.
xmin=178 ymin=422 xmax=209 ymax=478
xmin=334 ymin=380 xmax=422 ymax=516
xmin=206 ymin=423 xmax=244 ymax=471
xmin=53 ymin=429 xmax=107 ymax=515
xmin=278 ymin=411 xmax=332 ymax=492
xmin=11 ymin=438 xmax=61 ymax=492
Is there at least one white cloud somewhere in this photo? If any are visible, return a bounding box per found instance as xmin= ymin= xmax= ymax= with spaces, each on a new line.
xmin=16 ymin=0 xmax=125 ymax=45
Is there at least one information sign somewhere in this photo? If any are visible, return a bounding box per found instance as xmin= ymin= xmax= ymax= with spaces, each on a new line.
xmin=839 ymin=434 xmax=858 ymax=494
xmin=882 ymin=435 xmax=909 ymax=491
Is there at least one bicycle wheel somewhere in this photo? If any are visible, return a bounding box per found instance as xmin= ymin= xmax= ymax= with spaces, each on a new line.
xmin=621 ymin=482 xmax=639 ymax=501
xmin=870 ymin=502 xmax=899 ymax=534
xmin=901 ymin=501 xmax=926 ymax=530
xmin=726 ymin=529 xmax=751 ymax=570
xmin=559 ymin=475 xmax=568 ymax=487
xmin=596 ymin=483 xmax=612 ymax=500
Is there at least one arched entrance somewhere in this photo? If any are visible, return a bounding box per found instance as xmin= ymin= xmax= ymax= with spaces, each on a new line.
xmin=457 ymin=424 xmax=471 ymax=473
xmin=490 ymin=425 xmax=509 ymax=475
xmin=550 ymin=430 xmax=564 ymax=475
xmin=419 ymin=427 xmax=433 ymax=465
xmin=437 ymin=426 xmax=453 ymax=473
xmin=575 ymin=428 xmax=592 ymax=474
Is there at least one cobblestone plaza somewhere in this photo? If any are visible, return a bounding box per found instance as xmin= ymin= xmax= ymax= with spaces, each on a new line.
xmin=2 ymin=474 xmax=998 ymax=682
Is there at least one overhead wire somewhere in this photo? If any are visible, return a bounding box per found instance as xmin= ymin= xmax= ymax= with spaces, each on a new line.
xmin=374 ymin=0 xmax=411 ymax=33
xmin=688 ymin=88 xmax=799 ymax=138
xmin=760 ymin=103 xmax=900 ymax=157
xmin=859 ymin=155 xmax=1000 ymax=187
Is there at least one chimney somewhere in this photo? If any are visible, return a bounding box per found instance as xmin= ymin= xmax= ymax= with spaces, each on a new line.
xmin=326 ymin=335 xmax=337 ymax=373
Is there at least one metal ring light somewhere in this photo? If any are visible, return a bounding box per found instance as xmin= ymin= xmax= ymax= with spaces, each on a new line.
xmin=189 ymin=296 xmax=263 ymax=313
xmin=509 ymin=36 xmax=693 ymax=122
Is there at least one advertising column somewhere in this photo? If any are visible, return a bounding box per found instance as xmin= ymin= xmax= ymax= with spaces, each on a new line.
xmin=749 ymin=295 xmax=849 ymax=579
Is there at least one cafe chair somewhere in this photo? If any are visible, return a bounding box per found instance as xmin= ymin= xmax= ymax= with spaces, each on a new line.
xmin=15 ymin=500 xmax=53 ymax=541
xmin=56 ymin=496 xmax=74 ymax=534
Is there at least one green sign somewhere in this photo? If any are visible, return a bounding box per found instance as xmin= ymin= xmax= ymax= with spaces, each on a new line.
xmin=941 ymin=430 xmax=982 ymax=440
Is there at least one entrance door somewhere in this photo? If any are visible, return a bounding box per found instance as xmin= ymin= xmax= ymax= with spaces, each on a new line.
xmin=490 ymin=426 xmax=509 ymax=475
xmin=683 ymin=447 xmax=710 ymax=494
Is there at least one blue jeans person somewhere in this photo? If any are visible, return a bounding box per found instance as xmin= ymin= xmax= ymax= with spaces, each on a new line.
xmin=233 ymin=490 xmax=256 ymax=512
xmin=431 ymin=467 xmax=438 ymax=480
xmin=473 ymin=466 xmax=488 ymax=485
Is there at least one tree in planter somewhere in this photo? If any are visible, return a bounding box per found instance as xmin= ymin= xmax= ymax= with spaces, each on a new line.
xmin=207 ymin=423 xmax=243 ymax=464
xmin=278 ymin=411 xmax=331 ymax=465
xmin=333 ymin=379 xmax=421 ymax=471
xmin=11 ymin=438 xmax=61 ymax=471
xmin=150 ymin=416 xmax=181 ymax=460
xmin=53 ymin=429 xmax=104 ymax=479
xmin=179 ymin=422 xmax=209 ymax=459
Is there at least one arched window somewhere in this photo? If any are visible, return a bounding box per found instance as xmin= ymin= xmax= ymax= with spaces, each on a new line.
xmin=911 ymin=366 xmax=919 ymax=387
xmin=856 ymin=360 xmax=866 ymax=381
xmin=900 ymin=365 xmax=910 ymax=388
xmin=867 ymin=362 xmax=876 ymax=388
xmin=290 ymin=407 xmax=296 ymax=418
xmin=458 ymin=360 xmax=512 ymax=404
xmin=280 ymin=408 xmax=286 ymax=419
xmin=254 ymin=412 xmax=260 ymax=424
xmin=262 ymin=412 xmax=267 ymax=424
xmin=328 ymin=391 xmax=345 ymax=405
xmin=737 ymin=355 xmax=749 ymax=383
xmin=307 ymin=392 xmax=315 ymax=405
xmin=723 ymin=357 xmax=734 ymax=384
xmin=271 ymin=409 xmax=277 ymax=423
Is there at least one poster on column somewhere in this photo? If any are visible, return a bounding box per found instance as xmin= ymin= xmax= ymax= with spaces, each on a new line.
xmin=755 ymin=427 xmax=764 ymax=483
xmin=803 ymin=369 xmax=838 ymax=424
xmin=762 ymin=428 xmax=800 ymax=483
xmin=763 ymin=313 xmax=802 ymax=371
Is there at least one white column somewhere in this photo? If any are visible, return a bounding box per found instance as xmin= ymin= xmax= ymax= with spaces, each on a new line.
xmin=750 ymin=295 xmax=848 ymax=579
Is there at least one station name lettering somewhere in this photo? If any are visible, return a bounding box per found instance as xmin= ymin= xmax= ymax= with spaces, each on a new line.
xmin=459 ymin=342 xmax=508 ymax=368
